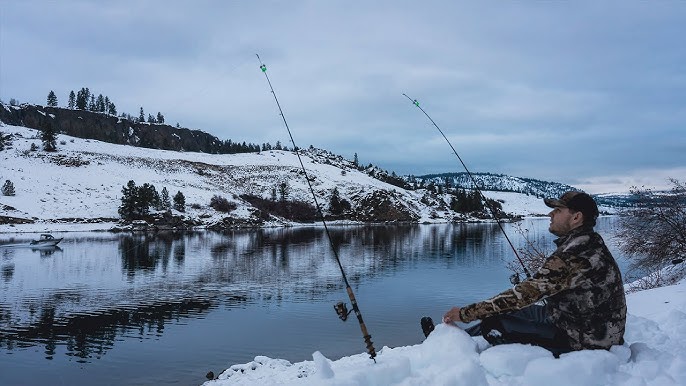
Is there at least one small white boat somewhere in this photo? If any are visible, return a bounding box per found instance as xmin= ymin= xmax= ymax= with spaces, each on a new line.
xmin=30 ymin=234 xmax=63 ymax=247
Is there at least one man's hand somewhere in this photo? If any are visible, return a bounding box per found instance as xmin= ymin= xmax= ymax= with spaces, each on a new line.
xmin=443 ymin=306 xmax=463 ymax=324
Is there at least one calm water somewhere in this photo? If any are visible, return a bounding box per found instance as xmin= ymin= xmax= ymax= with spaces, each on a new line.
xmin=0 ymin=218 xmax=631 ymax=386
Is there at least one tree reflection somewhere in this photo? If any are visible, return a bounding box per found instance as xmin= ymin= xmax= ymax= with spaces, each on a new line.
xmin=1 ymin=263 xmax=13 ymax=282
xmin=119 ymin=234 xmax=179 ymax=277
xmin=0 ymin=294 xmax=247 ymax=361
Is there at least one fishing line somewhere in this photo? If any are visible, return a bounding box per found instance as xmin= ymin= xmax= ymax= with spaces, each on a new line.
xmin=402 ymin=93 xmax=531 ymax=278
xmin=256 ymin=54 xmax=376 ymax=361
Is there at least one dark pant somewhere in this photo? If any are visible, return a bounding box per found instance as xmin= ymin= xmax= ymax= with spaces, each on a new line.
xmin=464 ymin=304 xmax=572 ymax=357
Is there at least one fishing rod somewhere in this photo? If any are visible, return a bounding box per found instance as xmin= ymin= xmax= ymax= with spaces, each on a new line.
xmin=402 ymin=93 xmax=532 ymax=279
xmin=256 ymin=54 xmax=376 ymax=361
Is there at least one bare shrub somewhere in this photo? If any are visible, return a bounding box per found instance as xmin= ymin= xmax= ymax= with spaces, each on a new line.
xmin=615 ymin=178 xmax=686 ymax=286
xmin=507 ymin=223 xmax=551 ymax=280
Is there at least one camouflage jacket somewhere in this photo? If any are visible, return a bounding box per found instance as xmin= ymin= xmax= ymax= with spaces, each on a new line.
xmin=460 ymin=226 xmax=627 ymax=351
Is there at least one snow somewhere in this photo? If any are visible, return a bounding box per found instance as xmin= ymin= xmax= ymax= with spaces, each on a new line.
xmin=204 ymin=279 xmax=686 ymax=385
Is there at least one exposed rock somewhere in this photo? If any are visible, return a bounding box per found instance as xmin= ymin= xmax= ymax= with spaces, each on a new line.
xmin=0 ymin=215 xmax=34 ymax=224
xmin=0 ymin=103 xmax=227 ymax=153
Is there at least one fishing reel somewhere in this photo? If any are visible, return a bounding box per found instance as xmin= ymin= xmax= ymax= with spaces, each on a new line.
xmin=334 ymin=301 xmax=353 ymax=321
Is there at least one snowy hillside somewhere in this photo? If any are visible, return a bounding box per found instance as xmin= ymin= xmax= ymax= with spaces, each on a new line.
xmin=413 ymin=172 xmax=578 ymax=199
xmin=1 ymin=125 xmax=576 ymax=233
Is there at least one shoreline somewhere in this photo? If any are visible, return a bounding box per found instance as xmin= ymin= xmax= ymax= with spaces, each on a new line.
xmin=0 ymin=215 xmax=540 ymax=235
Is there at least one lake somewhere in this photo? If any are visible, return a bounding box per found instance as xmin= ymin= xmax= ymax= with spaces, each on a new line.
xmin=0 ymin=217 xmax=633 ymax=385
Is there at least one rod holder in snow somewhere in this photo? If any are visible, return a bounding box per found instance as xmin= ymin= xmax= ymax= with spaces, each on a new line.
xmin=403 ymin=93 xmax=532 ymax=279
xmin=256 ymin=54 xmax=377 ymax=362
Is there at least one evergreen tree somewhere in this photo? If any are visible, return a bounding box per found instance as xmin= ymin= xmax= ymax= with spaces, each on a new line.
xmin=353 ymin=152 xmax=359 ymax=168
xmin=161 ymin=187 xmax=171 ymax=210
xmin=88 ymin=95 xmax=96 ymax=111
xmin=173 ymin=191 xmax=185 ymax=212
xmin=147 ymin=114 xmax=155 ymax=123
xmin=156 ymin=112 xmax=164 ymax=124
xmin=329 ymin=187 xmax=347 ymax=216
xmin=46 ymin=90 xmax=58 ymax=107
xmin=0 ymin=131 xmax=6 ymax=151
xmin=108 ymin=101 xmax=117 ymax=116
xmin=68 ymin=91 xmax=76 ymax=109
xmin=76 ymin=87 xmax=89 ymax=110
xmin=41 ymin=124 xmax=57 ymax=152
xmin=118 ymin=180 xmax=139 ymax=220
xmin=2 ymin=180 xmax=15 ymax=196
xmin=139 ymin=107 xmax=145 ymax=122
xmin=139 ymin=183 xmax=160 ymax=210
xmin=96 ymin=94 xmax=105 ymax=112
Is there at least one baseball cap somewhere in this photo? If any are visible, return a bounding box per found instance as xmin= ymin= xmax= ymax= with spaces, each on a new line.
xmin=544 ymin=191 xmax=599 ymax=221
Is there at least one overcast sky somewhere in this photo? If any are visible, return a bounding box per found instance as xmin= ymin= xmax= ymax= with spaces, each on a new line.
xmin=1 ymin=1 xmax=684 ymax=193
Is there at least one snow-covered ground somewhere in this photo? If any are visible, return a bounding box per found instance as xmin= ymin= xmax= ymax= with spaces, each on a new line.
xmin=0 ymin=125 xmax=575 ymax=234
xmin=206 ymin=279 xmax=686 ymax=385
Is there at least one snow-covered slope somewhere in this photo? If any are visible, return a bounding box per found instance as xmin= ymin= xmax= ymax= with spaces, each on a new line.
xmin=0 ymin=125 xmax=580 ymax=233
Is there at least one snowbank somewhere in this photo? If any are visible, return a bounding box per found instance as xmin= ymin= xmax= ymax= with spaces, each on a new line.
xmin=205 ymin=280 xmax=686 ymax=385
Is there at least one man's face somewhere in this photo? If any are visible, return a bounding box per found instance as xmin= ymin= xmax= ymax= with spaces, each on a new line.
xmin=548 ymin=206 xmax=579 ymax=236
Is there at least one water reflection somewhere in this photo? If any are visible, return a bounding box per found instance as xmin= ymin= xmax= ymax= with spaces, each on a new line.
xmin=0 ymin=295 xmax=244 ymax=362
xmin=1 ymin=225 xmax=504 ymax=359
xmin=32 ymin=245 xmax=62 ymax=257
xmin=0 ymin=222 xmax=590 ymax=370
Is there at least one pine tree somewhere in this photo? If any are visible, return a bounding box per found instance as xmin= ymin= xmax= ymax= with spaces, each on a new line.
xmin=353 ymin=152 xmax=359 ymax=169
xmin=118 ymin=180 xmax=139 ymax=220
xmin=329 ymin=187 xmax=343 ymax=215
xmin=139 ymin=183 xmax=160 ymax=211
xmin=161 ymin=187 xmax=171 ymax=210
xmin=147 ymin=114 xmax=155 ymax=123
xmin=88 ymin=95 xmax=96 ymax=111
xmin=76 ymin=88 xmax=89 ymax=110
xmin=0 ymin=131 xmax=6 ymax=151
xmin=173 ymin=191 xmax=185 ymax=212
xmin=156 ymin=112 xmax=164 ymax=124
xmin=41 ymin=124 xmax=57 ymax=152
xmin=2 ymin=180 xmax=15 ymax=196
xmin=47 ymin=90 xmax=58 ymax=107
xmin=96 ymin=94 xmax=105 ymax=112
xmin=139 ymin=107 xmax=145 ymax=122
xmin=68 ymin=91 xmax=76 ymax=109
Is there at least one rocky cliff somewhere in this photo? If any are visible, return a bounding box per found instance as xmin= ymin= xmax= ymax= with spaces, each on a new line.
xmin=0 ymin=103 xmax=226 ymax=153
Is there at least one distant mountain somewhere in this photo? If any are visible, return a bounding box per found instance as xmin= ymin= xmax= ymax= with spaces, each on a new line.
xmin=409 ymin=172 xmax=578 ymax=198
